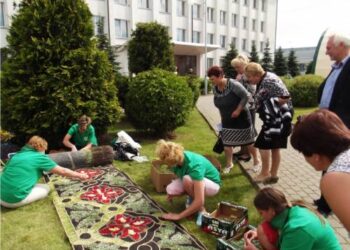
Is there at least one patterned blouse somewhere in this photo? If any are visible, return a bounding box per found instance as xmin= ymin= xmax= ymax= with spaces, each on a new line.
xmin=254 ymin=72 xmax=290 ymax=110
xmin=327 ymin=148 xmax=350 ymax=174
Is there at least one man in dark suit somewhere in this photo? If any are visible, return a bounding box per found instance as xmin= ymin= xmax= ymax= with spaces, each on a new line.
xmin=315 ymin=31 xmax=350 ymax=216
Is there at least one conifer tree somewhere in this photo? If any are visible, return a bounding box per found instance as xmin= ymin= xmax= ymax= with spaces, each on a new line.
xmin=221 ymin=42 xmax=238 ymax=79
xmin=306 ymin=61 xmax=314 ymax=74
xmin=128 ymin=22 xmax=175 ymax=74
xmin=274 ymin=47 xmax=288 ymax=76
xmin=287 ymin=49 xmax=300 ymax=77
xmin=95 ymin=20 xmax=121 ymax=74
xmin=261 ymin=39 xmax=273 ymax=72
xmin=1 ymin=0 xmax=122 ymax=147
xmin=249 ymin=42 xmax=260 ymax=63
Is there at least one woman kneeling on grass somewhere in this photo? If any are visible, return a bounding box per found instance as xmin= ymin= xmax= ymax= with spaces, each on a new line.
xmin=244 ymin=187 xmax=341 ymax=250
xmin=0 ymin=136 xmax=89 ymax=208
xmin=155 ymin=140 xmax=221 ymax=225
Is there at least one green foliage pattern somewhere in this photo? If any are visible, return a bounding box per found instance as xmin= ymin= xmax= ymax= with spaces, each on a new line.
xmin=288 ymin=75 xmax=324 ymax=107
xmin=1 ymin=0 xmax=122 ymax=147
xmin=125 ymin=69 xmax=193 ymax=135
xmin=128 ymin=22 xmax=175 ymax=75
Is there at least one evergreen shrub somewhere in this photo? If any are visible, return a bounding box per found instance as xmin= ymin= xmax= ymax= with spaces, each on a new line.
xmin=125 ymin=69 xmax=193 ymax=136
xmin=185 ymin=75 xmax=201 ymax=107
xmin=288 ymin=74 xmax=324 ymax=107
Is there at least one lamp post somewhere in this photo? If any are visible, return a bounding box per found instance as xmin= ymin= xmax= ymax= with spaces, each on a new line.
xmin=204 ymin=0 xmax=208 ymax=95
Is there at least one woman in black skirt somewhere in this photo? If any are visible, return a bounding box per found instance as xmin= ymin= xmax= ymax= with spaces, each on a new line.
xmin=207 ymin=66 xmax=256 ymax=174
xmin=245 ymin=62 xmax=293 ymax=184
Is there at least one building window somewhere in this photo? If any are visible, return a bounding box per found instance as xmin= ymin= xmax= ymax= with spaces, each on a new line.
xmin=220 ymin=11 xmax=226 ymax=25
xmin=262 ymin=0 xmax=265 ymax=11
xmin=260 ymin=21 xmax=264 ymax=32
xmin=253 ymin=0 xmax=257 ymax=8
xmin=207 ymin=58 xmax=214 ymax=68
xmin=231 ymin=13 xmax=237 ymax=27
xmin=243 ymin=16 xmax=247 ymax=29
xmin=242 ymin=38 xmax=247 ymax=50
xmin=192 ymin=31 xmax=200 ymax=43
xmin=0 ymin=2 xmax=4 ymax=27
xmin=138 ymin=0 xmax=150 ymax=9
xmin=260 ymin=41 xmax=264 ymax=52
xmin=207 ymin=7 xmax=214 ymax=22
xmin=192 ymin=4 xmax=200 ymax=19
xmin=177 ymin=0 xmax=185 ymax=16
xmin=160 ymin=0 xmax=169 ymax=13
xmin=177 ymin=28 xmax=186 ymax=41
xmin=115 ymin=19 xmax=128 ymax=38
xmin=207 ymin=33 xmax=214 ymax=44
xmin=115 ymin=0 xmax=127 ymax=4
xmin=244 ymin=0 xmax=248 ymax=6
xmin=252 ymin=19 xmax=256 ymax=31
xmin=93 ymin=16 xmax=104 ymax=35
xmin=231 ymin=37 xmax=237 ymax=47
xmin=220 ymin=35 xmax=226 ymax=48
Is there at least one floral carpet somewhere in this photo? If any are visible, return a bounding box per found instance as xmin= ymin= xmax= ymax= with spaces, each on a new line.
xmin=45 ymin=165 xmax=206 ymax=250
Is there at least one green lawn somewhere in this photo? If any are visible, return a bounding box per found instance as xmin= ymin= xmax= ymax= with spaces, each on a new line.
xmin=1 ymin=107 xmax=317 ymax=249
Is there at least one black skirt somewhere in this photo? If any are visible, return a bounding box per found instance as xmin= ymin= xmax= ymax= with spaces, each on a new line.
xmin=254 ymin=127 xmax=288 ymax=149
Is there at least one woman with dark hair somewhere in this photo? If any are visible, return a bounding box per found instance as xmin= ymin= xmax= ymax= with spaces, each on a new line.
xmin=63 ymin=115 xmax=98 ymax=151
xmin=207 ymin=65 xmax=256 ymax=174
xmin=244 ymin=187 xmax=341 ymax=250
xmin=291 ymin=109 xmax=350 ymax=232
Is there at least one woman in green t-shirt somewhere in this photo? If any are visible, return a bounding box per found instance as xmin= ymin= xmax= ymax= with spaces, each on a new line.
xmin=244 ymin=187 xmax=341 ymax=250
xmin=0 ymin=136 xmax=89 ymax=208
xmin=62 ymin=115 xmax=98 ymax=151
xmin=155 ymin=140 xmax=221 ymax=225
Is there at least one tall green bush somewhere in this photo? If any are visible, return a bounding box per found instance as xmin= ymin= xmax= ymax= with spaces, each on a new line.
xmin=1 ymin=0 xmax=122 ymax=147
xmin=288 ymin=74 xmax=324 ymax=107
xmin=185 ymin=75 xmax=201 ymax=107
xmin=128 ymin=22 xmax=175 ymax=75
xmin=221 ymin=43 xmax=238 ymax=79
xmin=125 ymin=69 xmax=193 ymax=136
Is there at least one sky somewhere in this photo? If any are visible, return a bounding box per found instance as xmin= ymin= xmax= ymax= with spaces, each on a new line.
xmin=276 ymin=0 xmax=350 ymax=48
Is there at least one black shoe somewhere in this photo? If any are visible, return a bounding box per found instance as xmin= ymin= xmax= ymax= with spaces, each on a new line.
xmin=233 ymin=151 xmax=245 ymax=157
xmin=317 ymin=207 xmax=332 ymax=217
xmin=237 ymin=155 xmax=251 ymax=162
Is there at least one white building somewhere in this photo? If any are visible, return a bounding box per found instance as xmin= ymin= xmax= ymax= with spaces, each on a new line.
xmin=1 ymin=0 xmax=278 ymax=76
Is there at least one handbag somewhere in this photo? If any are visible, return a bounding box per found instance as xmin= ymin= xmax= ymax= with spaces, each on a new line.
xmin=212 ymin=134 xmax=224 ymax=154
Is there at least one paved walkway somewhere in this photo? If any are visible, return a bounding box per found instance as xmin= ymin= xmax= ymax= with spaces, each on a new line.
xmin=196 ymin=94 xmax=350 ymax=249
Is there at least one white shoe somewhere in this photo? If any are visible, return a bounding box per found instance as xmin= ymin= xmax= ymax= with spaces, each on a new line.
xmin=251 ymin=164 xmax=261 ymax=173
xmin=223 ymin=165 xmax=233 ymax=174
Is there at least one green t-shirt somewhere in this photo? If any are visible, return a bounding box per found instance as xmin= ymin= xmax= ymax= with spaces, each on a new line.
xmin=0 ymin=145 xmax=57 ymax=203
xmin=171 ymin=151 xmax=221 ymax=186
xmin=271 ymin=206 xmax=341 ymax=250
xmin=67 ymin=123 xmax=98 ymax=148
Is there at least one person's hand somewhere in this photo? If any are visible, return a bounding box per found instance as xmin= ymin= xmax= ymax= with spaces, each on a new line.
xmin=71 ymin=146 xmax=78 ymax=152
xmin=78 ymin=173 xmax=89 ymax=181
xmin=161 ymin=213 xmax=181 ymax=221
xmin=244 ymin=230 xmax=257 ymax=241
xmin=231 ymin=109 xmax=241 ymax=118
xmin=243 ymin=230 xmax=258 ymax=250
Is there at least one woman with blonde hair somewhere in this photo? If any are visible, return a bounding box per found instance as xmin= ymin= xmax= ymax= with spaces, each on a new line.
xmin=155 ymin=140 xmax=221 ymax=225
xmin=1 ymin=136 xmax=89 ymax=208
xmin=63 ymin=115 xmax=98 ymax=151
xmin=244 ymin=62 xmax=293 ymax=184
xmin=231 ymin=55 xmax=260 ymax=171
xmin=244 ymin=187 xmax=341 ymax=250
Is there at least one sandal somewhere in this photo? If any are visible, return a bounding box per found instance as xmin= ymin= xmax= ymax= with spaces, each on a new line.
xmin=254 ymin=175 xmax=270 ymax=183
xmin=251 ymin=164 xmax=261 ymax=173
xmin=263 ymin=176 xmax=279 ymax=185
